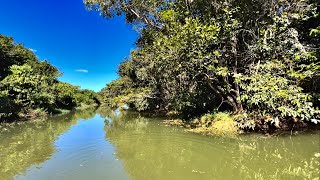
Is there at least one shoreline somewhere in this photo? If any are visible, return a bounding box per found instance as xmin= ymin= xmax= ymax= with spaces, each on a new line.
xmin=97 ymin=105 xmax=320 ymax=137
xmin=0 ymin=104 xmax=100 ymax=124
xmin=163 ymin=117 xmax=320 ymax=137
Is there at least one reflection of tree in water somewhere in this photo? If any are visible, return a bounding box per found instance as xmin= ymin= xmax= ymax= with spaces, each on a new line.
xmin=96 ymin=107 xmax=114 ymax=119
xmin=73 ymin=107 xmax=98 ymax=120
xmin=102 ymin=109 xmax=234 ymax=180
xmin=0 ymin=108 xmax=97 ymax=179
xmin=102 ymin=109 xmax=320 ymax=180
xmin=236 ymin=135 xmax=320 ymax=180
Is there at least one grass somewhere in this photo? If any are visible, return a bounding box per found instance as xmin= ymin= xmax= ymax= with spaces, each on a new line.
xmin=190 ymin=113 xmax=238 ymax=137
xmin=163 ymin=112 xmax=239 ymax=137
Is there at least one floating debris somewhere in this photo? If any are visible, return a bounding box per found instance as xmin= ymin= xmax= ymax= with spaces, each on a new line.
xmin=192 ymin=170 xmax=206 ymax=174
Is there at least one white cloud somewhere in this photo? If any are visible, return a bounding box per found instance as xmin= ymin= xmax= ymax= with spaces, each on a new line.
xmin=75 ymin=69 xmax=89 ymax=73
xmin=29 ymin=48 xmax=37 ymax=53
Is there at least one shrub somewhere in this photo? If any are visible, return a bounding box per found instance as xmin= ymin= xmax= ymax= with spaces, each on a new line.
xmin=191 ymin=112 xmax=238 ymax=137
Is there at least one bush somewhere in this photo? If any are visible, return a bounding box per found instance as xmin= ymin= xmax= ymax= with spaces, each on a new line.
xmin=0 ymin=34 xmax=100 ymax=121
xmin=190 ymin=112 xmax=238 ymax=137
xmin=209 ymin=114 xmax=238 ymax=137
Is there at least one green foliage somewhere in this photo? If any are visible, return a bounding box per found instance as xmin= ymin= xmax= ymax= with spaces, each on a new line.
xmin=0 ymin=91 xmax=17 ymax=120
xmin=0 ymin=34 xmax=37 ymax=80
xmin=128 ymin=17 xmax=220 ymax=116
xmin=52 ymin=82 xmax=79 ymax=110
xmin=99 ymin=77 xmax=156 ymax=111
xmin=239 ymin=60 xmax=320 ymax=124
xmin=1 ymin=64 xmax=55 ymax=110
xmin=93 ymin=0 xmax=320 ymax=131
xmin=0 ymin=34 xmax=100 ymax=121
xmin=84 ymin=0 xmax=165 ymax=28
xmin=190 ymin=112 xmax=238 ymax=136
xmin=75 ymin=89 xmax=100 ymax=106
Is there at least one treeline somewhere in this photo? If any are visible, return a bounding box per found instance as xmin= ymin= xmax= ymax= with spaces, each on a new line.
xmin=0 ymin=34 xmax=100 ymax=122
xmin=90 ymin=0 xmax=319 ymax=132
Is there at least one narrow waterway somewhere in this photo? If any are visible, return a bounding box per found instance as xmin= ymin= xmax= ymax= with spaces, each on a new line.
xmin=0 ymin=108 xmax=319 ymax=180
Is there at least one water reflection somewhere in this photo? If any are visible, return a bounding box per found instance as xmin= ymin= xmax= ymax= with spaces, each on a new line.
xmin=235 ymin=135 xmax=320 ymax=179
xmin=0 ymin=108 xmax=318 ymax=180
xmin=0 ymin=108 xmax=96 ymax=180
xmin=101 ymin=108 xmax=320 ymax=180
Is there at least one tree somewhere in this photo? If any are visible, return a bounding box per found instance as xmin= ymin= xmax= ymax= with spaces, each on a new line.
xmin=84 ymin=0 xmax=166 ymax=29
xmin=0 ymin=34 xmax=100 ymax=121
xmin=0 ymin=34 xmax=37 ymax=80
xmin=93 ymin=0 xmax=320 ymax=127
xmin=0 ymin=64 xmax=55 ymax=113
xmin=52 ymin=82 xmax=79 ymax=110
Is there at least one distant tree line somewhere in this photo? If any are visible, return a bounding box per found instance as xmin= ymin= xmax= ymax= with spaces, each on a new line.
xmin=0 ymin=34 xmax=100 ymax=122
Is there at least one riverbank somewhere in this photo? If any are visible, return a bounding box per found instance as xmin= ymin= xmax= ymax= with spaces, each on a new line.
xmin=98 ymin=104 xmax=320 ymax=137
xmin=1 ymin=104 xmax=100 ymax=123
xmin=163 ymin=112 xmax=320 ymax=137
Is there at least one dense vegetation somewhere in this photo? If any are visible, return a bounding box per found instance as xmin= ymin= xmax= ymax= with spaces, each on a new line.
xmin=89 ymin=0 xmax=320 ymax=132
xmin=0 ymin=34 xmax=100 ymax=122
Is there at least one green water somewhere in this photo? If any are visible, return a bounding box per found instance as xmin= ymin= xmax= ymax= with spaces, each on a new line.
xmin=0 ymin=108 xmax=319 ymax=180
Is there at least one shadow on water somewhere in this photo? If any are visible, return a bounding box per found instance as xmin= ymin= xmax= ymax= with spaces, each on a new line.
xmin=100 ymin=108 xmax=320 ymax=180
xmin=0 ymin=108 xmax=97 ymax=180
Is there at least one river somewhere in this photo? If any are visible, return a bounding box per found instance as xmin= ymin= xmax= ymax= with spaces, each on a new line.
xmin=0 ymin=108 xmax=319 ymax=180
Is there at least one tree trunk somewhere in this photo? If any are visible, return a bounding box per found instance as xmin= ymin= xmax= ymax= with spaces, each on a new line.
xmin=230 ymin=33 xmax=243 ymax=113
xmin=225 ymin=94 xmax=243 ymax=113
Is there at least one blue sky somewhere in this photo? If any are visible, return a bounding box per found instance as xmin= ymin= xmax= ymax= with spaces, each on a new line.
xmin=0 ymin=0 xmax=137 ymax=92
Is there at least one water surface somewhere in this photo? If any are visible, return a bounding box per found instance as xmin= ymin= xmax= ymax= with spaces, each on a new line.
xmin=0 ymin=108 xmax=319 ymax=180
